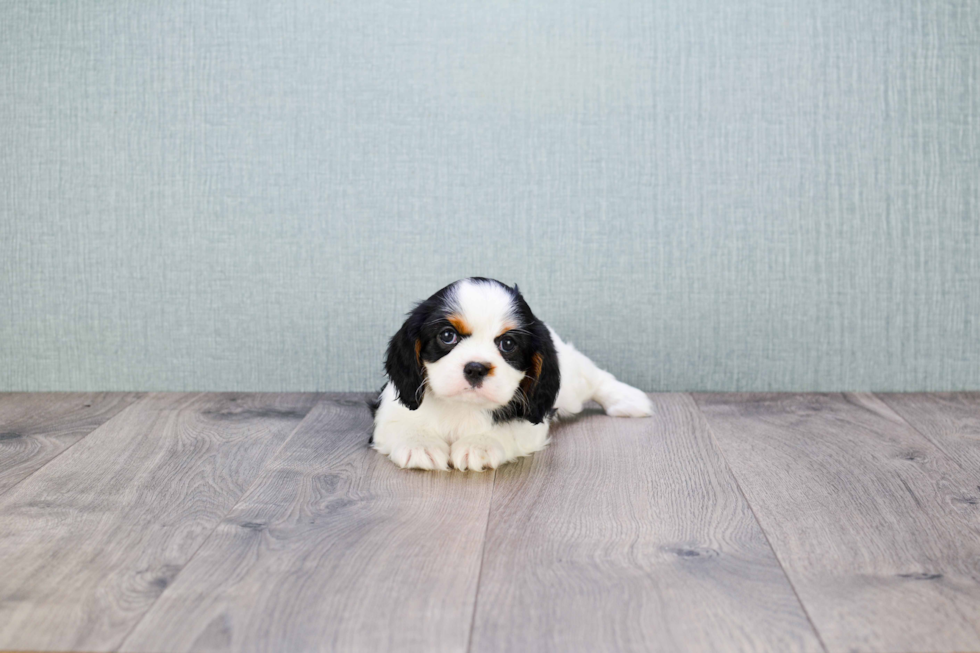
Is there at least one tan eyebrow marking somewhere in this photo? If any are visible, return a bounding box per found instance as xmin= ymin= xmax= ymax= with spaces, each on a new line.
xmin=447 ymin=314 xmax=471 ymax=335
xmin=496 ymin=322 xmax=518 ymax=338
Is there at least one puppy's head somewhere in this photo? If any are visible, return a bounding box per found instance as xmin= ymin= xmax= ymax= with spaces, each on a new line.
xmin=385 ymin=278 xmax=560 ymax=423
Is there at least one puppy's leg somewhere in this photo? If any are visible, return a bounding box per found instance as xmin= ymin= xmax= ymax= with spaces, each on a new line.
xmin=372 ymin=386 xmax=451 ymax=471
xmin=592 ymin=369 xmax=654 ymax=417
xmin=550 ymin=328 xmax=653 ymax=418
xmin=451 ymin=420 xmax=550 ymax=472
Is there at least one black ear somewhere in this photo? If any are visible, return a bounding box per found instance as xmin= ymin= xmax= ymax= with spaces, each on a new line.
xmin=384 ymin=310 xmax=427 ymax=410
xmin=522 ymin=321 xmax=561 ymax=424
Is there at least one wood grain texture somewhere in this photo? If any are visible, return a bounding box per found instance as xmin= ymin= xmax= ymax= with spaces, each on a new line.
xmin=119 ymin=395 xmax=496 ymax=653
xmin=0 ymin=392 xmax=143 ymax=496
xmin=694 ymin=392 xmax=980 ymax=653
xmin=878 ymin=393 xmax=980 ymax=476
xmin=0 ymin=392 xmax=320 ymax=652
xmin=470 ymin=395 xmax=822 ymax=653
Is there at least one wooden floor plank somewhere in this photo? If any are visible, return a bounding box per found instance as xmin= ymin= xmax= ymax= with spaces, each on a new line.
xmin=877 ymin=392 xmax=980 ymax=476
xmin=694 ymin=392 xmax=980 ymax=653
xmin=469 ymin=394 xmax=822 ymax=653
xmin=0 ymin=392 xmax=320 ymax=652
xmin=119 ymin=395 xmax=496 ymax=653
xmin=0 ymin=392 xmax=143 ymax=496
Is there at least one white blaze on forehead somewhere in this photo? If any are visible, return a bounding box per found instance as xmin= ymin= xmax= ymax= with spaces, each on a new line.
xmin=450 ymin=279 xmax=519 ymax=337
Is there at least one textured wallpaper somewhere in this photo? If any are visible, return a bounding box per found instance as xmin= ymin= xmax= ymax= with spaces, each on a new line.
xmin=1 ymin=0 xmax=978 ymax=392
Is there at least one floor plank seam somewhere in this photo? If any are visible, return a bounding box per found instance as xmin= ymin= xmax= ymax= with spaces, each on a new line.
xmin=687 ymin=393 xmax=830 ymax=653
xmin=0 ymin=393 xmax=150 ymax=500
xmin=112 ymin=393 xmax=325 ymax=652
xmin=464 ymin=468 xmax=497 ymax=653
xmin=872 ymin=393 xmax=975 ymax=478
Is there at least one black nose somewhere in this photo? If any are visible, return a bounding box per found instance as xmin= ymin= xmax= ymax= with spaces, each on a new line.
xmin=463 ymin=362 xmax=491 ymax=386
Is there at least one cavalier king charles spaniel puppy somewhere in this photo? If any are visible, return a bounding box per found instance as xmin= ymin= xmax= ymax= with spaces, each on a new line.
xmin=371 ymin=278 xmax=652 ymax=471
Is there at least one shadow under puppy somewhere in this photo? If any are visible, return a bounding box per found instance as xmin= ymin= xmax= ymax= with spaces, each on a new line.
xmin=372 ymin=278 xmax=652 ymax=471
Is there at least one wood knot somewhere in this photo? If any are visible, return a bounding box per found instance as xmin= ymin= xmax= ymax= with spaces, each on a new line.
xmin=897 ymin=572 xmax=942 ymax=581
xmin=666 ymin=546 xmax=719 ymax=560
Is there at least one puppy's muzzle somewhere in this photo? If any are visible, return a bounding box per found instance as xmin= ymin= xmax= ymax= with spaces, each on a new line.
xmin=463 ymin=361 xmax=491 ymax=387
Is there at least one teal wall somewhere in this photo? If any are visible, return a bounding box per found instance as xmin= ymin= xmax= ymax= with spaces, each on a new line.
xmin=2 ymin=0 xmax=978 ymax=392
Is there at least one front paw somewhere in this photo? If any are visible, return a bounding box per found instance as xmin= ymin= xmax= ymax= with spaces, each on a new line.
xmin=388 ymin=439 xmax=451 ymax=471
xmin=451 ymin=438 xmax=508 ymax=472
xmin=603 ymin=383 xmax=654 ymax=418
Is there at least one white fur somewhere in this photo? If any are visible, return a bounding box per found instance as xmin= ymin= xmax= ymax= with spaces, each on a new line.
xmin=373 ymin=280 xmax=652 ymax=471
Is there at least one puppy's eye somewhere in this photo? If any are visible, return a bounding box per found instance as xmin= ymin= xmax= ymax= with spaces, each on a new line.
xmin=439 ymin=328 xmax=457 ymax=345
xmin=498 ymin=336 xmax=516 ymax=353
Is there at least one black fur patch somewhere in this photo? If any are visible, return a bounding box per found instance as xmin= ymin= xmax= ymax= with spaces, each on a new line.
xmin=366 ymin=391 xmax=382 ymax=444
xmin=366 ymin=392 xmax=382 ymax=418
xmin=489 ymin=285 xmax=561 ymax=424
xmin=384 ymin=282 xmax=460 ymax=410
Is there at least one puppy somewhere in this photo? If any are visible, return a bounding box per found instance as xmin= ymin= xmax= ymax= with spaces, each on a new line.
xmin=372 ymin=278 xmax=652 ymax=471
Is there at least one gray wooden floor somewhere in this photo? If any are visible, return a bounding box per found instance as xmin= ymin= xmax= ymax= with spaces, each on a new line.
xmin=0 ymin=393 xmax=978 ymax=653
